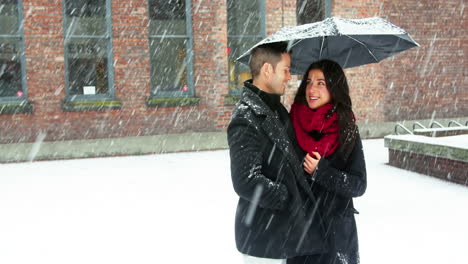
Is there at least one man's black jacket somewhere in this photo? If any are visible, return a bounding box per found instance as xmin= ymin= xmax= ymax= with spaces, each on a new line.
xmin=228 ymin=82 xmax=327 ymax=259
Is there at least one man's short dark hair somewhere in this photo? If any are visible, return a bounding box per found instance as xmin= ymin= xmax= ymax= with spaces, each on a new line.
xmin=249 ymin=42 xmax=289 ymax=78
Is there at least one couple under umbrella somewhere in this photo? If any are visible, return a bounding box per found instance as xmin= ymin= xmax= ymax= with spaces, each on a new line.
xmin=228 ymin=17 xmax=418 ymax=264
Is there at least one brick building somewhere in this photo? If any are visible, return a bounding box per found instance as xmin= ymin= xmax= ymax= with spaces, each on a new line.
xmin=0 ymin=0 xmax=466 ymax=161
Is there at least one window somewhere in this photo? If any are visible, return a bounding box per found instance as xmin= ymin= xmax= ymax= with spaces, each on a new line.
xmin=62 ymin=0 xmax=114 ymax=101
xmin=297 ymin=0 xmax=327 ymax=25
xmin=227 ymin=0 xmax=265 ymax=95
xmin=148 ymin=0 xmax=194 ymax=98
xmin=0 ymin=0 xmax=27 ymax=101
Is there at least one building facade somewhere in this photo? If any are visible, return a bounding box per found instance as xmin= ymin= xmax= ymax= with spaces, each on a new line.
xmin=0 ymin=0 xmax=466 ymax=160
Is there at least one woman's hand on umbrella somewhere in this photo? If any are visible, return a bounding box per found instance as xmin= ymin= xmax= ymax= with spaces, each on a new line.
xmin=303 ymin=152 xmax=321 ymax=174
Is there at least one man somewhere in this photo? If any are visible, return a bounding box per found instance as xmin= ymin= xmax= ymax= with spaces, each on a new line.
xmin=228 ymin=42 xmax=327 ymax=264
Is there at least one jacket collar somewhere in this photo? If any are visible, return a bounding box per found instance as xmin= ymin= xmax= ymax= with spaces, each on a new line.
xmin=240 ymin=81 xmax=303 ymax=176
xmin=240 ymin=81 xmax=272 ymax=117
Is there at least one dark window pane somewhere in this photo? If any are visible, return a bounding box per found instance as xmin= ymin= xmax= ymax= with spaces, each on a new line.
xmin=148 ymin=0 xmax=186 ymax=35
xmin=228 ymin=37 xmax=262 ymax=60
xmin=150 ymin=37 xmax=189 ymax=94
xmin=66 ymin=38 xmax=108 ymax=95
xmin=0 ymin=0 xmax=19 ymax=35
xmin=227 ymin=0 xmax=261 ymax=36
xmin=64 ymin=0 xmax=106 ymax=36
xmin=227 ymin=0 xmax=263 ymax=93
xmin=228 ymin=37 xmax=261 ymax=90
xmin=0 ymin=61 xmax=22 ymax=97
xmin=0 ymin=37 xmax=22 ymax=97
xmin=296 ymin=0 xmax=325 ymax=25
xmin=64 ymin=0 xmax=106 ymax=17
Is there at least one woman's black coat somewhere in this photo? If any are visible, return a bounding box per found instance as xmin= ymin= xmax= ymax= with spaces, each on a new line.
xmin=311 ymin=136 xmax=367 ymax=264
xmin=228 ymin=85 xmax=328 ymax=259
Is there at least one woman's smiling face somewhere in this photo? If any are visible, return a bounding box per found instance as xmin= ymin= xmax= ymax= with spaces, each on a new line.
xmin=305 ymin=69 xmax=331 ymax=110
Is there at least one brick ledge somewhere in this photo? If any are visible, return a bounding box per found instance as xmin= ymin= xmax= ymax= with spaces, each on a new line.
xmin=0 ymin=100 xmax=33 ymax=114
xmin=146 ymin=97 xmax=200 ymax=108
xmin=62 ymin=99 xmax=122 ymax=112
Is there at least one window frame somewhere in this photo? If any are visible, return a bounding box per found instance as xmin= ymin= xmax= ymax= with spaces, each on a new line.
xmin=147 ymin=0 xmax=194 ymax=99
xmin=0 ymin=0 xmax=28 ymax=104
xmin=325 ymin=0 xmax=331 ymax=18
xmin=61 ymin=0 xmax=115 ymax=102
xmin=227 ymin=0 xmax=266 ymax=96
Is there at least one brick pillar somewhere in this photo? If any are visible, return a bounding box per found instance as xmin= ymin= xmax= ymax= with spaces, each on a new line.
xmin=111 ymin=0 xmax=151 ymax=110
xmin=21 ymin=0 xmax=67 ymax=141
xmin=191 ymin=0 xmax=230 ymax=130
xmin=331 ymin=1 xmax=386 ymax=123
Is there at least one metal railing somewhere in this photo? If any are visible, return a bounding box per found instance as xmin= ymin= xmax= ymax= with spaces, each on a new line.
xmin=395 ymin=123 xmax=413 ymax=135
xmin=448 ymin=120 xmax=463 ymax=127
xmin=430 ymin=121 xmax=444 ymax=128
xmin=412 ymin=122 xmax=426 ymax=130
xmin=394 ymin=120 xmax=468 ymax=135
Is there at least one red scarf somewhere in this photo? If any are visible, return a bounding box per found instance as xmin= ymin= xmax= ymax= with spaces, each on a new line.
xmin=290 ymin=103 xmax=339 ymax=157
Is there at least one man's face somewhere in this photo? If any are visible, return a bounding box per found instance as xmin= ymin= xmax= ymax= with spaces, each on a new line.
xmin=267 ymin=53 xmax=292 ymax=95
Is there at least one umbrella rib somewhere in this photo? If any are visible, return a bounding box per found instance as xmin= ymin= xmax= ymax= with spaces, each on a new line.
xmin=319 ymin=36 xmax=325 ymax=59
xmin=344 ymin=35 xmax=379 ymax=62
xmin=288 ymin=39 xmax=303 ymax=49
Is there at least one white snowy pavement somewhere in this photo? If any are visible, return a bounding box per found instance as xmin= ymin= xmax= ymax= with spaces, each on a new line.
xmin=1 ymin=139 xmax=467 ymax=264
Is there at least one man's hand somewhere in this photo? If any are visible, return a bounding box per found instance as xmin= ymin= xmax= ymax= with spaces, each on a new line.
xmin=303 ymin=152 xmax=321 ymax=174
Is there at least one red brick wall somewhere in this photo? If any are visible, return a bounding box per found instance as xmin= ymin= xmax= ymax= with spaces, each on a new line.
xmin=0 ymin=0 xmax=296 ymax=143
xmin=1 ymin=0 xmax=465 ymax=145
xmin=4 ymin=0 xmax=67 ymax=143
xmin=389 ymin=149 xmax=468 ymax=186
xmin=265 ymin=0 xmax=297 ymax=34
xmin=0 ymin=0 xmax=230 ymax=144
xmin=331 ymin=0 xmax=467 ymax=122
xmin=189 ymin=0 xmax=230 ymax=130
xmin=286 ymin=0 xmax=467 ymax=124
xmin=332 ymin=1 xmax=386 ymax=123
xmin=380 ymin=0 xmax=467 ymax=121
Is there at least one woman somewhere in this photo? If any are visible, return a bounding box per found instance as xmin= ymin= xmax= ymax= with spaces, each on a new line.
xmin=288 ymin=60 xmax=367 ymax=264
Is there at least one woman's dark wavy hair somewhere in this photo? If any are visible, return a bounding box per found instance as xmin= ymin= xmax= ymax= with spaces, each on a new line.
xmin=294 ymin=59 xmax=358 ymax=160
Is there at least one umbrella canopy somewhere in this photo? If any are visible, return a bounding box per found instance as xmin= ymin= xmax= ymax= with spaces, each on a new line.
xmin=237 ymin=17 xmax=420 ymax=75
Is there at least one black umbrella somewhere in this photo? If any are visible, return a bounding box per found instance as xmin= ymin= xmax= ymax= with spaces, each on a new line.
xmin=237 ymin=17 xmax=420 ymax=74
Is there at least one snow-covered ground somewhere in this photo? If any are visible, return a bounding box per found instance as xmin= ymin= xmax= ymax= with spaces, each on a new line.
xmin=1 ymin=139 xmax=467 ymax=264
